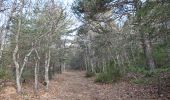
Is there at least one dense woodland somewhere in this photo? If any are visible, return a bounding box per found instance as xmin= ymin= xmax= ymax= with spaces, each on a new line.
xmin=0 ymin=0 xmax=170 ymax=99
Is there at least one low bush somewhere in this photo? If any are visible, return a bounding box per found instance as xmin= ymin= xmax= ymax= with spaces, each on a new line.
xmin=127 ymin=66 xmax=148 ymax=74
xmin=130 ymin=78 xmax=150 ymax=85
xmin=85 ymin=71 xmax=95 ymax=78
xmin=0 ymin=68 xmax=11 ymax=79
xmin=95 ymin=61 xmax=122 ymax=83
xmin=95 ymin=72 xmax=112 ymax=83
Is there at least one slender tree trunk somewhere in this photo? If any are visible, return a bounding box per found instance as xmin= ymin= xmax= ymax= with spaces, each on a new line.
xmin=84 ymin=53 xmax=88 ymax=71
xmin=13 ymin=17 xmax=21 ymax=93
xmin=130 ymin=42 xmax=136 ymax=65
xmin=102 ymin=58 xmax=105 ymax=72
xmin=13 ymin=44 xmax=21 ymax=93
xmin=124 ymin=49 xmax=130 ymax=67
xmin=90 ymin=59 xmax=94 ymax=72
xmin=0 ymin=29 xmax=5 ymax=61
xmin=45 ymin=49 xmax=51 ymax=91
xmin=62 ymin=62 xmax=66 ymax=72
xmin=12 ymin=0 xmax=25 ymax=93
xmin=141 ymin=34 xmax=155 ymax=72
xmin=115 ymin=51 xmax=121 ymax=67
xmin=19 ymin=48 xmax=34 ymax=78
xmin=89 ymin=47 xmax=95 ymax=73
xmin=34 ymin=61 xmax=38 ymax=93
xmin=15 ymin=64 xmax=21 ymax=93
xmin=0 ymin=0 xmax=16 ymax=61
xmin=85 ymin=43 xmax=90 ymax=72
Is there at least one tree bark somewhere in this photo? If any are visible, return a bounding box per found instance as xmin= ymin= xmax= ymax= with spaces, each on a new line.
xmin=0 ymin=0 xmax=16 ymax=61
xmin=13 ymin=19 xmax=21 ymax=93
xmin=19 ymin=48 xmax=34 ymax=78
xmin=13 ymin=32 xmax=21 ymax=93
xmin=102 ymin=58 xmax=105 ymax=73
xmin=34 ymin=61 xmax=38 ymax=93
xmin=45 ymin=49 xmax=51 ymax=91
xmin=141 ymin=35 xmax=156 ymax=72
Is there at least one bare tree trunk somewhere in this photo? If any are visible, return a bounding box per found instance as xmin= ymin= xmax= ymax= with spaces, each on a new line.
xmin=34 ymin=49 xmax=40 ymax=92
xmin=130 ymin=42 xmax=136 ymax=65
xmin=0 ymin=41 xmax=4 ymax=61
xmin=90 ymin=59 xmax=94 ymax=72
xmin=34 ymin=61 xmax=38 ymax=93
xmin=12 ymin=0 xmax=25 ymax=93
xmin=88 ymin=45 xmax=95 ymax=73
xmin=123 ymin=49 xmax=130 ymax=67
xmin=45 ymin=49 xmax=51 ymax=91
xmin=19 ymin=48 xmax=34 ymax=78
xmin=142 ymin=35 xmax=155 ymax=72
xmin=85 ymin=43 xmax=90 ymax=72
xmin=120 ymin=54 xmax=125 ymax=74
xmin=102 ymin=58 xmax=105 ymax=72
xmin=84 ymin=53 xmax=88 ymax=71
xmin=0 ymin=29 xmax=5 ymax=61
xmin=0 ymin=0 xmax=16 ymax=61
xmin=62 ymin=62 xmax=66 ymax=72
xmin=13 ymin=17 xmax=21 ymax=93
xmin=13 ymin=34 xmax=21 ymax=93
xmin=115 ymin=51 xmax=121 ymax=67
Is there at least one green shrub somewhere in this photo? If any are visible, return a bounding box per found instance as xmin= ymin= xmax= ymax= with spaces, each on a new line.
xmin=127 ymin=66 xmax=148 ymax=73
xmin=127 ymin=66 xmax=157 ymax=78
xmin=155 ymin=67 xmax=170 ymax=73
xmin=130 ymin=76 xmax=156 ymax=85
xmin=95 ymin=61 xmax=122 ymax=83
xmin=95 ymin=72 xmax=112 ymax=83
xmin=85 ymin=71 xmax=95 ymax=78
xmin=144 ymin=71 xmax=154 ymax=77
xmin=153 ymin=45 xmax=168 ymax=68
xmin=0 ymin=68 xmax=10 ymax=79
xmin=131 ymin=78 xmax=149 ymax=85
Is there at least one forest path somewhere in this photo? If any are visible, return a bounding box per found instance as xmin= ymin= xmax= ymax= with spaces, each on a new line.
xmin=49 ymin=71 xmax=153 ymax=100
xmin=0 ymin=71 xmax=158 ymax=100
xmin=54 ymin=71 xmax=113 ymax=100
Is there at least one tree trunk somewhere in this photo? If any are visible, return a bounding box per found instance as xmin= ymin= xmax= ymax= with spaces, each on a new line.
xmin=45 ymin=50 xmax=51 ymax=91
xmin=13 ymin=17 xmax=21 ymax=93
xmin=34 ymin=61 xmax=38 ymax=93
xmin=12 ymin=0 xmax=25 ymax=93
xmin=130 ymin=42 xmax=136 ymax=65
xmin=84 ymin=53 xmax=88 ymax=71
xmin=16 ymin=64 xmax=21 ymax=93
xmin=0 ymin=0 xmax=16 ymax=61
xmin=19 ymin=48 xmax=34 ymax=78
xmin=142 ymin=35 xmax=155 ymax=72
xmin=13 ymin=42 xmax=21 ymax=93
xmin=90 ymin=59 xmax=94 ymax=72
xmin=62 ymin=62 xmax=66 ymax=72
xmin=0 ymin=29 xmax=5 ymax=61
xmin=102 ymin=58 xmax=105 ymax=72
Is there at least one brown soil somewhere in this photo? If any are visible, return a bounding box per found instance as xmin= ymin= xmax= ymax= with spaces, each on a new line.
xmin=0 ymin=71 xmax=167 ymax=100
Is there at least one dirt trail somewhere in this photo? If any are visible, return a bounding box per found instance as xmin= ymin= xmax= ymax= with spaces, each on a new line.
xmin=55 ymin=71 xmax=114 ymax=100
xmin=0 ymin=71 xmax=159 ymax=100
xmin=44 ymin=71 xmax=157 ymax=100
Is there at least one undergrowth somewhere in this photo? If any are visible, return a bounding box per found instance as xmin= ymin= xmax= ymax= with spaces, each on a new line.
xmin=0 ymin=68 xmax=11 ymax=79
xmin=85 ymin=71 xmax=95 ymax=78
xmin=95 ymin=61 xmax=122 ymax=83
